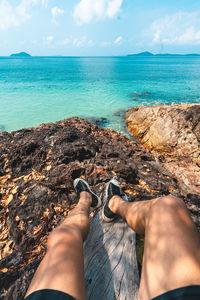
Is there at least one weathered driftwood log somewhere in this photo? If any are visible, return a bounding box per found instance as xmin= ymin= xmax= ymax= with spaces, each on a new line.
xmin=84 ymin=209 xmax=139 ymax=300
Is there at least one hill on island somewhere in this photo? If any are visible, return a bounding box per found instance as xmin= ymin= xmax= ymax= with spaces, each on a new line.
xmin=129 ymin=51 xmax=153 ymax=56
xmin=10 ymin=52 xmax=31 ymax=57
xmin=128 ymin=51 xmax=200 ymax=56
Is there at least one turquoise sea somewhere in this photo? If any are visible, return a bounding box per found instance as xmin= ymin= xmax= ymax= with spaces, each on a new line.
xmin=0 ymin=56 xmax=200 ymax=134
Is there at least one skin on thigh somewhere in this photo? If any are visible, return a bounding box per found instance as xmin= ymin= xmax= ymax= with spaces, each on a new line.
xmin=138 ymin=196 xmax=200 ymax=300
xmin=25 ymin=225 xmax=87 ymax=300
xmin=25 ymin=194 xmax=91 ymax=300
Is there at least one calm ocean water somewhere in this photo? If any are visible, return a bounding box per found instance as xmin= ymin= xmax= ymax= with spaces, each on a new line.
xmin=0 ymin=56 xmax=200 ymax=134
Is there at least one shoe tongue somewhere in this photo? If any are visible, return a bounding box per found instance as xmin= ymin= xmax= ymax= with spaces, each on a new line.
xmin=111 ymin=184 xmax=121 ymax=196
xmin=80 ymin=181 xmax=85 ymax=190
xmin=79 ymin=181 xmax=87 ymax=191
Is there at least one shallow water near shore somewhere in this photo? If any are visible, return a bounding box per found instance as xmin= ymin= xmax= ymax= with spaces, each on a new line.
xmin=0 ymin=56 xmax=200 ymax=134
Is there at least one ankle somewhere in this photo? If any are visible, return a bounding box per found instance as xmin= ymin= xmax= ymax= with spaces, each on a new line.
xmin=79 ymin=191 xmax=92 ymax=206
xmin=108 ymin=195 xmax=122 ymax=214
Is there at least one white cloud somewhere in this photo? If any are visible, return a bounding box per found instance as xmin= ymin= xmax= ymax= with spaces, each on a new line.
xmin=41 ymin=0 xmax=49 ymax=7
xmin=51 ymin=6 xmax=64 ymax=24
xmin=101 ymin=36 xmax=123 ymax=47
xmin=106 ymin=0 xmax=122 ymax=18
xmin=88 ymin=39 xmax=95 ymax=47
xmin=0 ymin=0 xmax=48 ymax=30
xmin=0 ymin=0 xmax=29 ymax=30
xmin=58 ymin=36 xmax=95 ymax=48
xmin=59 ymin=38 xmax=70 ymax=46
xmin=47 ymin=36 xmax=54 ymax=42
xmin=73 ymin=36 xmax=87 ymax=47
xmin=44 ymin=36 xmax=54 ymax=44
xmin=151 ymin=11 xmax=200 ymax=45
xmin=114 ymin=35 xmax=122 ymax=44
xmin=43 ymin=35 xmax=55 ymax=48
xmin=73 ymin=0 xmax=123 ymax=25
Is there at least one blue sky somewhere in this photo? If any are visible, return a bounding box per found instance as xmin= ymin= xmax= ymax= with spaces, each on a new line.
xmin=0 ymin=0 xmax=200 ymax=56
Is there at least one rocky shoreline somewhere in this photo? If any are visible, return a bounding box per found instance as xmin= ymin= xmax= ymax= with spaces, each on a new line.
xmin=0 ymin=104 xmax=200 ymax=299
xmin=126 ymin=103 xmax=200 ymax=196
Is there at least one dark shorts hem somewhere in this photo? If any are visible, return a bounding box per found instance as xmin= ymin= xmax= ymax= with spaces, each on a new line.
xmin=24 ymin=285 xmax=200 ymax=300
xmin=24 ymin=289 xmax=76 ymax=300
xmin=152 ymin=285 xmax=200 ymax=300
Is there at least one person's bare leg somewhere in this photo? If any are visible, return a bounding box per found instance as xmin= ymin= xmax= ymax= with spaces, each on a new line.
xmin=109 ymin=195 xmax=200 ymax=300
xmin=25 ymin=191 xmax=92 ymax=300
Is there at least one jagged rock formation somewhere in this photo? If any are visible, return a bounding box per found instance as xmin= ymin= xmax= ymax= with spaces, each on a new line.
xmin=0 ymin=117 xmax=199 ymax=299
xmin=126 ymin=103 xmax=200 ymax=195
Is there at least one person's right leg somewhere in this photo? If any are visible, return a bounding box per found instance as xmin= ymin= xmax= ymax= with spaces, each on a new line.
xmin=108 ymin=194 xmax=200 ymax=300
xmin=25 ymin=191 xmax=91 ymax=300
xmin=25 ymin=178 xmax=101 ymax=300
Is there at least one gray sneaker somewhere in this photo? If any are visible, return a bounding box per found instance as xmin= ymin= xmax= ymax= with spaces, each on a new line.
xmin=102 ymin=177 xmax=127 ymax=222
xmin=73 ymin=178 xmax=101 ymax=209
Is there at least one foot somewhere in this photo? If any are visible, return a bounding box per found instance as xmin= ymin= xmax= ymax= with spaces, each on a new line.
xmin=102 ymin=177 xmax=127 ymax=222
xmin=73 ymin=178 xmax=101 ymax=209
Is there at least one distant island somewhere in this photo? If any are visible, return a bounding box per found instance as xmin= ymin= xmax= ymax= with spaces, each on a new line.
xmin=10 ymin=52 xmax=31 ymax=57
xmin=128 ymin=51 xmax=200 ymax=57
xmin=129 ymin=51 xmax=154 ymax=56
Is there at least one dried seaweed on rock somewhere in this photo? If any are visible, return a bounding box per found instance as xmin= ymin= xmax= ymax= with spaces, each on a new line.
xmin=0 ymin=117 xmax=184 ymax=299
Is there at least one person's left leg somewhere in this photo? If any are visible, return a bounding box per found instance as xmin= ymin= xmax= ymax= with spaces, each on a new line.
xmin=25 ymin=191 xmax=92 ymax=300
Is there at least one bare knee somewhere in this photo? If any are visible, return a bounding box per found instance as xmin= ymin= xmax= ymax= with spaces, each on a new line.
xmin=159 ymin=195 xmax=185 ymax=206
xmin=152 ymin=195 xmax=187 ymax=213
xmin=67 ymin=213 xmax=90 ymax=232
xmin=47 ymin=224 xmax=83 ymax=251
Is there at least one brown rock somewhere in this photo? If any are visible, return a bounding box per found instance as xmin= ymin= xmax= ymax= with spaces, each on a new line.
xmin=1 ymin=116 xmax=199 ymax=299
xmin=0 ymin=116 xmax=183 ymax=299
xmin=126 ymin=103 xmax=200 ymax=195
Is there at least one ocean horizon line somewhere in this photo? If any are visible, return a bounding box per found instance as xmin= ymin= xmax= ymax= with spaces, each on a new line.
xmin=1 ymin=52 xmax=200 ymax=58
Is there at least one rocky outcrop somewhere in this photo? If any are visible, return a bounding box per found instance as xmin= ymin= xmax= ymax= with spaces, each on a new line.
xmin=126 ymin=103 xmax=200 ymax=195
xmin=0 ymin=116 xmax=188 ymax=299
xmin=0 ymin=116 xmax=200 ymax=299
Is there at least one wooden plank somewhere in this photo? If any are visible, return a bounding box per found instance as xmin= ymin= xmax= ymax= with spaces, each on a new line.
xmin=84 ymin=209 xmax=139 ymax=300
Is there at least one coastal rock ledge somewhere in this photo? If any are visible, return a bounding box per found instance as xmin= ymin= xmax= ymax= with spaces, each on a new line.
xmin=0 ymin=116 xmax=200 ymax=299
xmin=0 ymin=117 xmax=186 ymax=299
xmin=126 ymin=103 xmax=200 ymax=195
